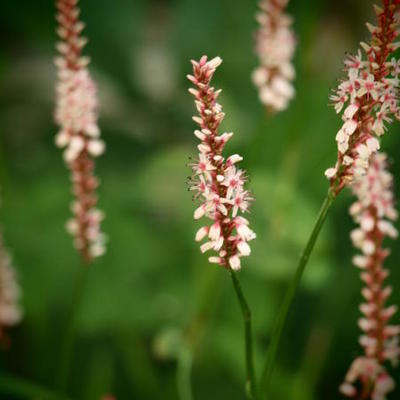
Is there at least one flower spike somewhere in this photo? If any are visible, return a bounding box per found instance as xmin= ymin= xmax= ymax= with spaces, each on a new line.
xmin=0 ymin=231 xmax=22 ymax=343
xmin=340 ymin=153 xmax=400 ymax=400
xmin=54 ymin=0 xmax=106 ymax=264
xmin=326 ymin=1 xmax=400 ymax=192
xmin=187 ymin=56 xmax=256 ymax=270
xmin=252 ymin=0 xmax=296 ymax=112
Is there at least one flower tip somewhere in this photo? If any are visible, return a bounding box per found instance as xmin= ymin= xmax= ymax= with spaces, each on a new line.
xmin=373 ymin=4 xmax=384 ymax=16
xmin=207 ymin=56 xmax=223 ymax=69
xmin=194 ymin=205 xmax=205 ymax=220
xmin=195 ymin=226 xmax=209 ymax=242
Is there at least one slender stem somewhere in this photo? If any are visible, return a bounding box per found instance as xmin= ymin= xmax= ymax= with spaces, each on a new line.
xmin=0 ymin=373 xmax=71 ymax=400
xmin=56 ymin=262 xmax=89 ymax=391
xmin=176 ymin=267 xmax=222 ymax=400
xmin=177 ymin=346 xmax=194 ymax=400
xmin=230 ymin=270 xmax=257 ymax=400
xmin=259 ymin=188 xmax=336 ymax=399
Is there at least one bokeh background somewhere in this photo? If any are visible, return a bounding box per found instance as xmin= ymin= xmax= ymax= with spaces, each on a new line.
xmin=1 ymin=0 xmax=400 ymax=399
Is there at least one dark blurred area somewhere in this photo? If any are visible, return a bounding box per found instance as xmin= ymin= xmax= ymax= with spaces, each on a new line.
xmin=1 ymin=0 xmax=400 ymax=399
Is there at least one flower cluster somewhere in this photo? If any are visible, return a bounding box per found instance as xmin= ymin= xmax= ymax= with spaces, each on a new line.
xmin=340 ymin=153 xmax=400 ymax=400
xmin=0 ymin=231 xmax=22 ymax=341
xmin=187 ymin=56 xmax=256 ymax=271
xmin=251 ymin=0 xmax=296 ymax=112
xmin=325 ymin=2 xmax=400 ymax=192
xmin=341 ymin=357 xmax=395 ymax=400
xmin=55 ymin=0 xmax=106 ymax=263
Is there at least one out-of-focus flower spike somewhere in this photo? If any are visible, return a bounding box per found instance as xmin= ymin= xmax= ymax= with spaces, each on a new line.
xmin=0 ymin=203 xmax=22 ymax=342
xmin=54 ymin=0 xmax=106 ymax=264
xmin=252 ymin=0 xmax=296 ymax=113
xmin=340 ymin=153 xmax=400 ymax=399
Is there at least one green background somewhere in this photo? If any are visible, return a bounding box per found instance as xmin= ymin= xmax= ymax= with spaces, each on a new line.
xmin=1 ymin=0 xmax=400 ymax=399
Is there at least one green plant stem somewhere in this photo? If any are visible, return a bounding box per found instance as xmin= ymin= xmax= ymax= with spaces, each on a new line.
xmin=176 ymin=267 xmax=222 ymax=400
xmin=259 ymin=189 xmax=336 ymax=399
xmin=56 ymin=262 xmax=89 ymax=391
xmin=230 ymin=270 xmax=257 ymax=400
xmin=0 ymin=373 xmax=71 ymax=400
xmin=177 ymin=346 xmax=194 ymax=400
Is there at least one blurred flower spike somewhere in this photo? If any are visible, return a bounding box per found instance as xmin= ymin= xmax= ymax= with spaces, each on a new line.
xmin=252 ymin=0 xmax=296 ymax=112
xmin=340 ymin=153 xmax=400 ymax=400
xmin=325 ymin=1 xmax=400 ymax=192
xmin=187 ymin=56 xmax=256 ymax=271
xmin=0 ymin=231 xmax=22 ymax=342
xmin=54 ymin=0 xmax=106 ymax=264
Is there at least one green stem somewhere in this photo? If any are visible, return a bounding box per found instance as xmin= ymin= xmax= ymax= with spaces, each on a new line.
xmin=259 ymin=189 xmax=336 ymax=399
xmin=56 ymin=262 xmax=89 ymax=391
xmin=0 ymin=373 xmax=71 ymax=400
xmin=176 ymin=267 xmax=222 ymax=400
xmin=177 ymin=346 xmax=194 ymax=400
xmin=230 ymin=270 xmax=257 ymax=400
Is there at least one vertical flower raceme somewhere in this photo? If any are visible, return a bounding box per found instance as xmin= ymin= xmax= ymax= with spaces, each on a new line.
xmin=55 ymin=0 xmax=106 ymax=264
xmin=0 ymin=231 xmax=22 ymax=342
xmin=325 ymin=1 xmax=400 ymax=193
xmin=340 ymin=153 xmax=400 ymax=400
xmin=187 ymin=56 xmax=256 ymax=271
xmin=251 ymin=0 xmax=296 ymax=112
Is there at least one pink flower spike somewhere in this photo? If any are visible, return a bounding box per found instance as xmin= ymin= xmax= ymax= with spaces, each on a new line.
xmin=187 ymin=56 xmax=256 ymax=270
xmin=341 ymin=152 xmax=400 ymax=399
xmin=0 ymin=229 xmax=23 ymax=339
xmin=252 ymin=0 xmax=296 ymax=112
xmin=326 ymin=2 xmax=400 ymax=191
xmin=54 ymin=0 xmax=106 ymax=264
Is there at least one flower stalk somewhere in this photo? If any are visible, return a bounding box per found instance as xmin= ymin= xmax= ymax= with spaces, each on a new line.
xmin=187 ymin=56 xmax=257 ymax=398
xmin=230 ymin=270 xmax=257 ymax=399
xmin=54 ymin=0 xmax=104 ymax=391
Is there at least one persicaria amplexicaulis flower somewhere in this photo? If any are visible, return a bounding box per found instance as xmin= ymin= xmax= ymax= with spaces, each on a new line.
xmin=55 ymin=0 xmax=106 ymax=263
xmin=325 ymin=1 xmax=400 ymax=193
xmin=340 ymin=153 xmax=400 ymax=400
xmin=187 ymin=56 xmax=256 ymax=271
xmin=0 ymin=230 xmax=22 ymax=342
xmin=251 ymin=0 xmax=296 ymax=112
